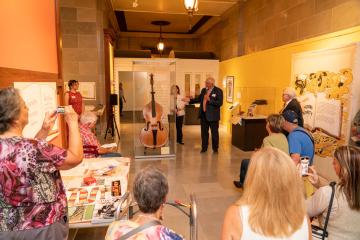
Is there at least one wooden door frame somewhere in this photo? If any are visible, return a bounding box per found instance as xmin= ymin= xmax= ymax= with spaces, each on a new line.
xmin=103 ymin=28 xmax=117 ymax=120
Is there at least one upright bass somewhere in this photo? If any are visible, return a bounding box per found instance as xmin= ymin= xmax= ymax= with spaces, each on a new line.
xmin=139 ymin=73 xmax=168 ymax=148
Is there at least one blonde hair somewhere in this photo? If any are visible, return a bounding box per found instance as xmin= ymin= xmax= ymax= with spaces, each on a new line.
xmin=238 ymin=147 xmax=306 ymax=237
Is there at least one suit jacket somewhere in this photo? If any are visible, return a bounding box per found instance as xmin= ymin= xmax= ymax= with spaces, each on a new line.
xmin=190 ymin=86 xmax=223 ymax=122
xmin=282 ymin=98 xmax=304 ymax=127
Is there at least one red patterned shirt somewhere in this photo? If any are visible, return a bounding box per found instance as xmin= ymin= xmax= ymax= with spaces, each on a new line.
xmin=0 ymin=137 xmax=67 ymax=231
xmin=79 ymin=123 xmax=100 ymax=158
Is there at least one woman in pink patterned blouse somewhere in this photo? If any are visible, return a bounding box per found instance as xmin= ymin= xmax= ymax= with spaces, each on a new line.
xmin=0 ymin=87 xmax=83 ymax=240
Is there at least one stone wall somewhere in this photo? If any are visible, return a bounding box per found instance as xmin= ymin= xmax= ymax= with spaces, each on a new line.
xmin=197 ymin=0 xmax=360 ymax=60
xmin=60 ymin=0 xmax=110 ymax=107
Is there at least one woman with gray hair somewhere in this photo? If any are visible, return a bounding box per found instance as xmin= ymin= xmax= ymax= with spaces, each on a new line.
xmin=0 ymin=87 xmax=83 ymax=239
xmin=106 ymin=166 xmax=183 ymax=240
xmin=79 ymin=111 xmax=121 ymax=158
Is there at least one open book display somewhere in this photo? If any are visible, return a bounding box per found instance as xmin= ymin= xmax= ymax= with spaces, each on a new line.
xmin=293 ymin=69 xmax=353 ymax=157
xmin=298 ymin=92 xmax=342 ymax=138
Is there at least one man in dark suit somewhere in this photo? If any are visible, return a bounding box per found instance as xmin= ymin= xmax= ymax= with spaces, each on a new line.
xmin=190 ymin=77 xmax=223 ymax=153
xmin=280 ymin=87 xmax=304 ymax=127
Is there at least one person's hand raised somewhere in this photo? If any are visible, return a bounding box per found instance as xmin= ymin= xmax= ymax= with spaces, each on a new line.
xmin=305 ymin=166 xmax=319 ymax=186
xmin=41 ymin=111 xmax=57 ymax=132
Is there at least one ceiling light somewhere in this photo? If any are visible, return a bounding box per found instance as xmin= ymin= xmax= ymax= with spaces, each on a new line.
xmin=132 ymin=0 xmax=138 ymax=8
xmin=151 ymin=21 xmax=170 ymax=57
xmin=157 ymin=41 xmax=165 ymax=52
xmin=184 ymin=0 xmax=198 ymax=16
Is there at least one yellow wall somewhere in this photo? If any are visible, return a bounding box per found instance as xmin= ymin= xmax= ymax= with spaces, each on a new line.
xmin=219 ymin=26 xmax=360 ymax=128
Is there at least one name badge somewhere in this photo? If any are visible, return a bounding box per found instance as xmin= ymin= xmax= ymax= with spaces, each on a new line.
xmin=212 ymin=94 xmax=216 ymax=97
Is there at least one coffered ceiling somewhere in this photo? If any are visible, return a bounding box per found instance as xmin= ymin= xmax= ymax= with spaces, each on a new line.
xmin=111 ymin=0 xmax=239 ymax=36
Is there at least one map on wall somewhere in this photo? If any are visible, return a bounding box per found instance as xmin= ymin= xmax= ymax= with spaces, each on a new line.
xmin=14 ymin=82 xmax=58 ymax=138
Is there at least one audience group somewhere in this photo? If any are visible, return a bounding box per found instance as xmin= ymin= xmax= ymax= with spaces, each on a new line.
xmin=0 ymin=85 xmax=359 ymax=240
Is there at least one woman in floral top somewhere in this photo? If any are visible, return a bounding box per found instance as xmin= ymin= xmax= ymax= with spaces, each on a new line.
xmin=0 ymin=87 xmax=83 ymax=240
xmin=106 ymin=167 xmax=183 ymax=240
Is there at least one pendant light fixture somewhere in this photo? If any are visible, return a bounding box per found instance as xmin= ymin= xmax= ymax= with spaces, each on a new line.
xmin=184 ymin=0 xmax=199 ymax=29
xmin=151 ymin=21 xmax=170 ymax=56
xmin=157 ymin=25 xmax=165 ymax=53
xmin=184 ymin=0 xmax=199 ymax=16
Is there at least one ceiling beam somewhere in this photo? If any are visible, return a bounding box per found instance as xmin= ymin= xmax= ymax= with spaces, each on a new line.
xmin=119 ymin=32 xmax=198 ymax=39
xmin=188 ymin=16 xmax=212 ymax=34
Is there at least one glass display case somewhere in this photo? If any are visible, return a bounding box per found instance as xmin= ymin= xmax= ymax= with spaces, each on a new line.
xmin=131 ymin=60 xmax=177 ymax=160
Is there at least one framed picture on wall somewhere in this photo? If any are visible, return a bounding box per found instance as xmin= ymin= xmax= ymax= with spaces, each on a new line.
xmin=194 ymin=73 xmax=201 ymax=97
xmin=184 ymin=73 xmax=191 ymax=97
xmin=226 ymin=76 xmax=234 ymax=103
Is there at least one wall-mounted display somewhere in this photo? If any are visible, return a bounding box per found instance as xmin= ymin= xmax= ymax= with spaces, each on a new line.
xmin=292 ymin=43 xmax=360 ymax=158
xmin=226 ymin=76 xmax=234 ymax=103
xmin=185 ymin=73 xmax=191 ymax=97
xmin=194 ymin=73 xmax=201 ymax=97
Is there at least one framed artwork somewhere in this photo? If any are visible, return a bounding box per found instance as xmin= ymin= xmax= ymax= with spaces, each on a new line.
xmin=184 ymin=73 xmax=191 ymax=97
xmin=194 ymin=73 xmax=201 ymax=97
xmin=226 ymin=76 xmax=234 ymax=103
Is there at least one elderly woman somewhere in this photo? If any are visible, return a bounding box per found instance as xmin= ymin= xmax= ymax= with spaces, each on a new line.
xmin=306 ymin=146 xmax=360 ymax=239
xmin=79 ymin=111 xmax=121 ymax=158
xmin=105 ymin=166 xmax=183 ymax=240
xmin=0 ymin=87 xmax=83 ymax=240
xmin=234 ymin=114 xmax=289 ymax=188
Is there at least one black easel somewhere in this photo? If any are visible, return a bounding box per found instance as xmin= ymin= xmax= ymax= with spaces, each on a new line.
xmin=104 ymin=94 xmax=120 ymax=139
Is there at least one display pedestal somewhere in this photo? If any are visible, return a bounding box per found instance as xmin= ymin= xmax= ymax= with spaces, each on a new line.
xmin=232 ymin=116 xmax=267 ymax=151
xmin=185 ymin=105 xmax=200 ymax=125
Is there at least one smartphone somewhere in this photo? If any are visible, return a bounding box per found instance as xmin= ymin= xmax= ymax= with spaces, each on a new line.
xmin=301 ymin=157 xmax=310 ymax=176
xmin=56 ymin=106 xmax=65 ymax=114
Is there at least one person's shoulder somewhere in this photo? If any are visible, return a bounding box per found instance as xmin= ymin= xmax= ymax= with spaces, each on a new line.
xmin=106 ymin=220 xmax=139 ymax=240
xmin=156 ymin=225 xmax=184 ymax=240
xmin=215 ymin=86 xmax=223 ymax=92
xmin=316 ymin=185 xmax=333 ymax=201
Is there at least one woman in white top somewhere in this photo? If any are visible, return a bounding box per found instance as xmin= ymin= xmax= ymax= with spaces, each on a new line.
xmin=175 ymin=85 xmax=189 ymax=145
xmin=306 ymin=146 xmax=360 ymax=240
xmin=222 ymin=147 xmax=311 ymax=240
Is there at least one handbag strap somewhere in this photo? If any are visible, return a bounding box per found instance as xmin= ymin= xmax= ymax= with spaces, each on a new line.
xmin=119 ymin=220 xmax=161 ymax=240
xmin=321 ymin=181 xmax=336 ymax=240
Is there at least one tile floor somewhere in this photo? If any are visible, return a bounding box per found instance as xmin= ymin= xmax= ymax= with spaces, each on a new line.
xmin=72 ymin=118 xmax=338 ymax=239
xmin=72 ymin=124 xmax=251 ymax=240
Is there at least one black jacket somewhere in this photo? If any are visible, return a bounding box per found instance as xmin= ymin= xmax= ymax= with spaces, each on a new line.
xmin=190 ymin=86 xmax=223 ymax=122
xmin=282 ymin=98 xmax=304 ymax=127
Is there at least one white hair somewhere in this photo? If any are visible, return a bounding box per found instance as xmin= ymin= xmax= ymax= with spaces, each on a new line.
xmin=206 ymin=77 xmax=215 ymax=84
xmin=80 ymin=111 xmax=98 ymax=124
xmin=283 ymin=87 xmax=296 ymax=98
